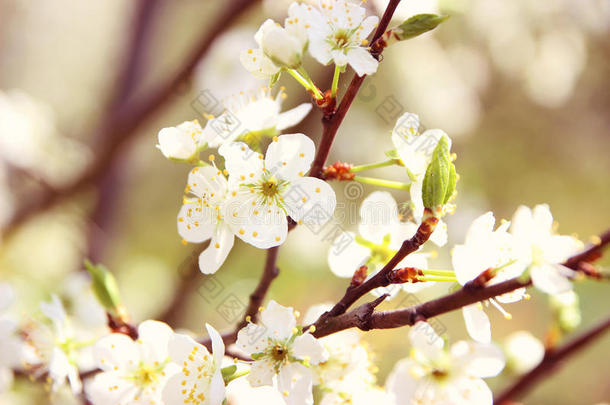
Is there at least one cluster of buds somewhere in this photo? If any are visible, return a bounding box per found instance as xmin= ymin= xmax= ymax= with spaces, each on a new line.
xmin=322 ymin=161 xmax=355 ymax=181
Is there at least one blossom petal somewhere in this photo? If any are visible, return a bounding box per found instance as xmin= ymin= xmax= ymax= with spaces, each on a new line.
xmin=358 ymin=191 xmax=399 ymax=244
xmin=451 ymin=340 xmax=505 ymax=378
xmin=247 ymin=358 xmax=276 ymax=387
xmin=218 ymin=141 xmax=264 ymax=188
xmin=327 ymin=231 xmax=370 ymax=278
xmin=283 ymin=177 xmax=336 ymax=224
xmin=292 ymin=333 xmax=328 ymax=365
xmin=236 ymin=323 xmax=269 ymax=355
xmin=177 ymin=203 xmax=216 ymax=243
xmin=265 ymin=133 xmax=314 ymax=180
xmin=157 ymin=126 xmax=197 ymax=159
xmin=240 ymin=48 xmax=280 ymax=79
xmin=261 ymin=300 xmax=297 ymax=341
xmin=346 ymin=47 xmax=379 ymax=76
xmin=87 ymin=372 xmax=137 ymax=405
xmin=277 ymin=363 xmax=314 ymax=405
xmin=94 ymin=333 xmax=139 ymax=372
xmin=198 ymin=225 xmax=234 ymax=274
xmin=137 ymin=320 xmax=173 ymax=364
xmin=206 ymin=323 xmax=225 ymax=369
xmin=409 ymin=321 xmax=444 ymax=361
xmin=462 ymin=304 xmax=491 ymax=343
xmin=531 ymin=263 xmax=573 ymax=295
xmin=276 ymin=104 xmax=312 ymax=131
xmin=225 ymin=192 xmax=287 ymax=248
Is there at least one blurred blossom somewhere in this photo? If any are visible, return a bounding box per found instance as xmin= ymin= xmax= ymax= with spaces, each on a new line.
xmin=0 ymin=164 xmax=14 ymax=230
xmin=0 ymin=90 xmax=91 ymax=186
xmin=503 ymin=331 xmax=545 ymax=374
xmin=61 ymin=273 xmax=107 ymax=331
xmin=195 ymin=29 xmax=264 ymax=99
xmin=389 ymin=38 xmax=482 ymax=136
xmin=466 ymin=0 xmax=594 ymax=108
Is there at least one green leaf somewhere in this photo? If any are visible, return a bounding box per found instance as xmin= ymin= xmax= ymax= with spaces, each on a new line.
xmin=85 ymin=260 xmax=122 ymax=314
xmin=396 ymin=14 xmax=450 ymax=41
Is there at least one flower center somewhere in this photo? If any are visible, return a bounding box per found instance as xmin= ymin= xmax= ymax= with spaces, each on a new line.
xmin=334 ymin=30 xmax=350 ymax=48
xmin=130 ymin=361 xmax=166 ymax=387
xmin=261 ymin=177 xmax=280 ymax=198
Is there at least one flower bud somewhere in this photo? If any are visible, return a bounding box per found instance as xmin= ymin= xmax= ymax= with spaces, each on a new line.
xmin=422 ymin=135 xmax=457 ymax=211
xmin=85 ymin=260 xmax=123 ymax=318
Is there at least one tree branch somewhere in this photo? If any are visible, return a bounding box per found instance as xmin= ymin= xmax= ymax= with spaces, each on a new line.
xmin=309 ymin=0 xmax=402 ymax=178
xmin=312 ymin=227 xmax=610 ymax=338
xmin=494 ymin=314 xmax=610 ymax=404
xmin=0 ymin=0 xmax=260 ymax=241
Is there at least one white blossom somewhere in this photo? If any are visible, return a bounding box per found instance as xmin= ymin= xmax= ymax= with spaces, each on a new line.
xmin=328 ymin=191 xmax=431 ymax=296
xmin=0 ymin=284 xmax=22 ymax=393
xmin=503 ymin=331 xmax=545 ymax=374
xmin=178 ymin=165 xmax=235 ymax=274
xmin=386 ymin=322 xmax=505 ymax=405
xmin=452 ymin=212 xmax=528 ymax=343
xmin=236 ymin=300 xmax=328 ymax=405
xmin=201 ymin=88 xmax=311 ymax=148
xmin=157 ymin=120 xmax=205 ymax=160
xmin=220 ymin=134 xmax=336 ymax=249
xmin=87 ymin=320 xmax=178 ymax=405
xmin=162 ymin=324 xmax=226 ymax=405
xmin=510 ymin=204 xmax=583 ymax=295
xmin=240 ymin=3 xmax=311 ymax=77
xmin=306 ymin=0 xmax=380 ymax=76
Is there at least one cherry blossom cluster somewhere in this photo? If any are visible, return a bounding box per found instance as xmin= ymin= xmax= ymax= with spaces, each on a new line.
xmin=2 ymin=0 xmax=606 ymax=405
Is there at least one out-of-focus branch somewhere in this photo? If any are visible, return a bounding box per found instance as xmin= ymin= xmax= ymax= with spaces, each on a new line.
xmin=494 ymin=314 xmax=610 ymax=405
xmin=1 ymin=0 xmax=260 ymax=241
xmin=309 ymin=0 xmax=402 ymax=178
xmin=312 ymin=227 xmax=610 ymax=338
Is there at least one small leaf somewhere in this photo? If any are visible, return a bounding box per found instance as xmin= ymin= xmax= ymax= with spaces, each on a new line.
xmin=85 ymin=260 xmax=122 ymax=314
xmin=221 ymin=365 xmax=237 ymax=379
xmin=396 ymin=14 xmax=449 ymax=41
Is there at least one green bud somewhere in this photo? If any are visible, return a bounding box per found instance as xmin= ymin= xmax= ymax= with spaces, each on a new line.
xmin=422 ymin=136 xmax=457 ymax=210
xmin=85 ymin=260 xmax=122 ymax=315
xmin=395 ymin=14 xmax=450 ymax=41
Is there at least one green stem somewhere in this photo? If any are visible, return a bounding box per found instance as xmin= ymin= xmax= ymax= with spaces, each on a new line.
xmin=418 ymin=276 xmax=458 ymax=282
xmin=331 ymin=65 xmax=341 ymax=97
xmin=297 ymin=67 xmax=324 ymax=99
xmin=420 ymin=269 xmax=456 ymax=277
xmin=287 ymin=69 xmax=315 ymax=94
xmin=353 ymin=176 xmax=411 ymax=191
xmin=351 ymin=159 xmax=396 ymax=173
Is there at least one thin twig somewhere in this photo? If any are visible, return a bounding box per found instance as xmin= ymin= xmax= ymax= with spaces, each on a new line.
xmin=312 ymin=227 xmax=610 ymax=338
xmin=309 ymin=0 xmax=402 ymax=177
xmin=494 ymin=314 xmax=610 ymax=404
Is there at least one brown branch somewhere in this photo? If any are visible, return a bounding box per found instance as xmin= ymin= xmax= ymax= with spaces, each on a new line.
xmin=312 ymin=227 xmax=610 ymax=338
xmin=494 ymin=314 xmax=610 ymax=404
xmin=309 ymin=0 xmax=403 ymax=178
xmin=200 ymin=246 xmax=280 ymax=350
xmin=0 ymin=0 xmax=260 ymax=241
xmin=312 ymin=209 xmax=438 ymax=330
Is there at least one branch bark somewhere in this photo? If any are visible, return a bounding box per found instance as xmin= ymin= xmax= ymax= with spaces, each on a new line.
xmin=494 ymin=314 xmax=610 ymax=404
xmin=312 ymin=227 xmax=610 ymax=338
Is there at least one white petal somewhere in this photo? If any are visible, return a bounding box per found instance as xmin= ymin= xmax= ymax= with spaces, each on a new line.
xmin=206 ymin=323 xmax=225 ymax=368
xmin=247 ymin=358 xmax=276 ymax=387
xmin=168 ymin=333 xmax=210 ymax=365
xmin=240 ymin=48 xmax=280 ymax=79
xmin=451 ymin=340 xmax=505 ymax=378
xmin=307 ymin=33 xmax=334 ymax=66
xmin=94 ymin=333 xmax=139 ymax=372
xmin=225 ymin=192 xmax=288 ymax=249
xmin=531 ymin=263 xmax=573 ymax=295
xmin=277 ymin=363 xmax=314 ymax=405
xmin=157 ymin=126 xmax=198 ymax=159
xmin=265 ymin=133 xmax=315 ymax=180
xmin=87 ymin=372 xmax=136 ymax=405
xmin=462 ymin=304 xmax=491 ymax=343
xmin=292 ymin=333 xmax=328 ymax=365
xmin=218 ymin=141 xmax=264 ymax=187
xmin=177 ymin=203 xmax=215 ymax=243
xmin=283 ymin=177 xmax=336 ymax=225
xmin=542 ymin=235 xmax=582 ymax=264
xmin=358 ymin=191 xmax=398 ymax=244
xmin=452 ymin=245 xmax=487 ymax=286
xmin=504 ymin=331 xmax=545 ymax=374
xmin=346 ymin=47 xmax=379 ymax=76
xmin=276 ymin=103 xmax=312 ymax=131
xmin=409 ymin=321 xmax=444 ymax=361
xmin=261 ymin=300 xmax=297 ymax=341
xmin=359 ymin=15 xmax=379 ymax=39
xmin=451 ymin=377 xmax=493 ymax=405
xmin=0 ymin=283 xmax=15 ymax=311
xmin=186 ymin=165 xmax=228 ymax=200
xmin=198 ymin=225 xmax=234 ymax=274
xmin=137 ymin=320 xmax=173 ymax=364
xmin=327 ymin=232 xmax=370 ymax=278
xmin=236 ymin=323 xmax=269 ymax=355
xmin=385 ymin=358 xmax=421 ymax=404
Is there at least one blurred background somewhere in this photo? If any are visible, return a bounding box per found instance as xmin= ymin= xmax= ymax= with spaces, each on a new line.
xmin=0 ymin=0 xmax=609 ymax=403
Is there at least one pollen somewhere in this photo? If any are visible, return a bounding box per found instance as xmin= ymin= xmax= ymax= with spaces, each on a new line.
xmin=239 ymin=229 xmax=245 ymax=235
